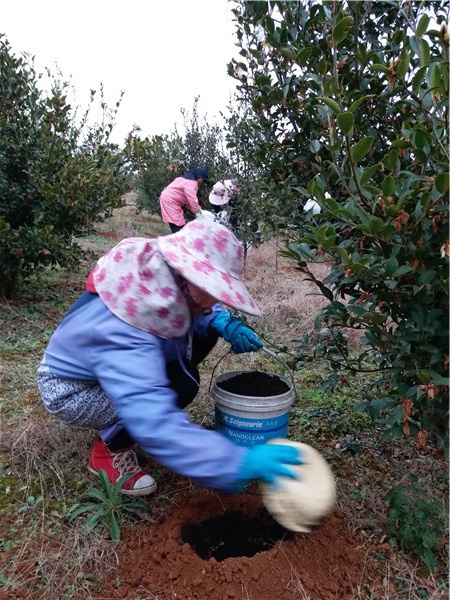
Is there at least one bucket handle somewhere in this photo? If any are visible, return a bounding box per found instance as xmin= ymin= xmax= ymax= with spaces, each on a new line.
xmin=261 ymin=345 xmax=286 ymax=365
xmin=261 ymin=346 xmax=297 ymax=397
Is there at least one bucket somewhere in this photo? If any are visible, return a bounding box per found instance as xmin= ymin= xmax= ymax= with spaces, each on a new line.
xmin=212 ymin=370 xmax=295 ymax=447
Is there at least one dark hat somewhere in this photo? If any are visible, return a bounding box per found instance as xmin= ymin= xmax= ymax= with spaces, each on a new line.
xmin=192 ymin=167 xmax=210 ymax=184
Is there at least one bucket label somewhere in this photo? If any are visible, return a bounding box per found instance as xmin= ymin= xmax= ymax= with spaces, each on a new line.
xmin=215 ymin=409 xmax=289 ymax=447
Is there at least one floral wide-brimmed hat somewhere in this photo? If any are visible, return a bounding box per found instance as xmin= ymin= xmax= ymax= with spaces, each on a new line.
xmin=157 ymin=216 xmax=261 ymax=316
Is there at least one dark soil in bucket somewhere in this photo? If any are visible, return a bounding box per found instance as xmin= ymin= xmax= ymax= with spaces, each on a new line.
xmin=181 ymin=510 xmax=294 ymax=561
xmin=217 ymin=370 xmax=290 ymax=396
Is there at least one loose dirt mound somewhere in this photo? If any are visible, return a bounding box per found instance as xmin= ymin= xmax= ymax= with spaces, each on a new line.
xmin=103 ymin=488 xmax=383 ymax=600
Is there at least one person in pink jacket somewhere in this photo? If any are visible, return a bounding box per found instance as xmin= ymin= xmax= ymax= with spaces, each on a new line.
xmin=159 ymin=167 xmax=210 ymax=233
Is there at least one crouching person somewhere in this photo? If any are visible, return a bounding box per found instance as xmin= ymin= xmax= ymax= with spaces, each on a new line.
xmin=37 ymin=216 xmax=302 ymax=496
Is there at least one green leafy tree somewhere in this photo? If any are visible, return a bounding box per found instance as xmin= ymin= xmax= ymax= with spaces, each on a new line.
xmin=222 ymin=102 xmax=266 ymax=251
xmin=129 ymin=128 xmax=184 ymax=214
xmin=179 ymin=96 xmax=232 ymax=204
xmin=0 ymin=35 xmax=129 ymax=298
xmin=228 ymin=1 xmax=449 ymax=450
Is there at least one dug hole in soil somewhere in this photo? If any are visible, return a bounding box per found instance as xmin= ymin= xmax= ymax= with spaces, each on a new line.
xmin=102 ymin=370 xmax=383 ymax=599
xmin=105 ymin=491 xmax=382 ymax=600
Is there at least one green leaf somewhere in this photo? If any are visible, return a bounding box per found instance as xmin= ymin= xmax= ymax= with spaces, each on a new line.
xmin=385 ymin=277 xmax=398 ymax=288
xmin=429 ymin=372 xmax=449 ymax=386
xmin=321 ymin=194 xmax=339 ymax=211
xmin=332 ymin=16 xmax=354 ymax=44
xmin=391 ymin=140 xmax=410 ymax=149
xmin=297 ymin=47 xmax=313 ymax=66
xmin=287 ymin=242 xmax=312 ymax=261
xmin=385 ymin=205 xmax=399 ymax=218
xmin=109 ymin=514 xmax=121 ymax=543
xmin=382 ymin=149 xmax=398 ymax=172
xmin=368 ymin=64 xmax=391 ymax=75
xmin=354 ymin=224 xmax=371 ymax=233
xmin=98 ymin=468 xmax=111 ymax=493
xmin=368 ymin=396 xmax=394 ymax=420
xmin=391 ymin=423 xmax=404 ymax=440
xmin=360 ymin=163 xmax=380 ymax=186
xmin=351 ymin=136 xmax=374 ymax=163
xmin=419 ymin=39 xmax=430 ymax=67
xmin=86 ymin=512 xmax=103 ymax=529
xmin=411 ymin=65 xmax=427 ymax=94
xmin=316 ymin=281 xmax=334 ymax=301
xmin=417 ymin=14 xmax=430 ymax=37
xmin=382 ymin=175 xmax=396 ymax=197
xmin=348 ymin=95 xmax=374 ymax=112
xmin=418 ymin=270 xmax=437 ymax=285
xmin=385 ymin=256 xmax=399 ymax=276
xmin=421 ymin=547 xmax=436 ymax=571
xmin=323 ymin=77 xmax=338 ymax=97
xmin=396 ymin=48 xmax=410 ymax=79
xmin=318 ymin=57 xmax=327 ymax=76
xmin=88 ymin=487 xmax=109 ymax=503
xmin=293 ymin=186 xmax=310 ymax=196
xmin=413 ymin=129 xmax=431 ymax=150
xmin=435 ymin=172 xmax=449 ymax=194
xmin=279 ymin=46 xmax=297 ymax=61
xmin=392 ymin=265 xmax=413 ymax=277
xmin=68 ymin=504 xmax=98 ymax=520
xmin=361 ymin=312 xmax=387 ymax=325
xmin=317 ymin=97 xmax=341 ymax=115
xmin=413 ymin=148 xmax=427 ymax=163
xmin=368 ymin=217 xmax=384 ymax=234
xmin=307 ymin=179 xmax=315 ymax=196
xmin=337 ymin=111 xmax=354 ymax=134
xmin=310 ymin=139 xmax=321 ymax=153
xmin=332 ymin=246 xmax=351 ymax=263
xmin=429 ymin=64 xmax=442 ymax=92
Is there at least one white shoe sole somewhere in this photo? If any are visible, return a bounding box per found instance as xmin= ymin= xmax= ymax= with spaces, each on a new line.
xmin=88 ymin=466 xmax=157 ymax=496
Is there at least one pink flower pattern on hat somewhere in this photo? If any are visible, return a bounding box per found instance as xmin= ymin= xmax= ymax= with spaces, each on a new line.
xmin=192 ymin=260 xmax=215 ymax=275
xmin=157 ymin=216 xmax=260 ymax=317
xmin=118 ymin=273 xmax=133 ymax=294
xmin=193 ymin=238 xmax=205 ymax=252
xmin=126 ymin=297 xmax=138 ymax=317
xmin=141 ymin=268 xmax=154 ymax=281
xmin=92 ymin=216 xmax=260 ymax=338
xmin=93 ymin=238 xmax=192 ymax=338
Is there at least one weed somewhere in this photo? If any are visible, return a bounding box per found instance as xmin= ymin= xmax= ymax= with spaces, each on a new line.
xmin=0 ymin=538 xmax=11 ymax=551
xmin=17 ymin=494 xmax=44 ymax=517
xmin=387 ymin=481 xmax=447 ymax=571
xmin=68 ymin=469 xmax=150 ymax=544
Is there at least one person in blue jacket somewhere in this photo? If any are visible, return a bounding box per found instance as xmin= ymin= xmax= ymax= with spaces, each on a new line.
xmin=37 ymin=216 xmax=302 ymax=496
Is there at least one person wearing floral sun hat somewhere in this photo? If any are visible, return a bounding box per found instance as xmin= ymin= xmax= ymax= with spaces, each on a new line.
xmin=36 ymin=215 xmax=302 ymax=497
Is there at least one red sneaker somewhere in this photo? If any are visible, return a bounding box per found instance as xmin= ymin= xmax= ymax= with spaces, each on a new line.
xmin=88 ymin=439 xmax=157 ymax=497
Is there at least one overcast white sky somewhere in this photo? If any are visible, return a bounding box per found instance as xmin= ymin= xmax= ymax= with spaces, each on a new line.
xmin=2 ymin=0 xmax=239 ymax=145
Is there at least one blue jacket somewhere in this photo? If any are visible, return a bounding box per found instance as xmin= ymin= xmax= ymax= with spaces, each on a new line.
xmin=42 ymin=297 xmax=246 ymax=492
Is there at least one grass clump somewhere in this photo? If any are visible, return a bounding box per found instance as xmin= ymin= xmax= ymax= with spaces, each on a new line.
xmin=68 ymin=470 xmax=151 ymax=545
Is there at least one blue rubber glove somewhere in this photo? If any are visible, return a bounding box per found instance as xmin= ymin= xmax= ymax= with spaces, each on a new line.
xmin=210 ymin=311 xmax=263 ymax=354
xmin=235 ymin=443 xmax=303 ymax=490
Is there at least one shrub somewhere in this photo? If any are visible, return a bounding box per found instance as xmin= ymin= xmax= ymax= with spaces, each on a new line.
xmin=0 ymin=35 xmax=129 ymax=298
xmin=227 ymin=0 xmax=449 ymax=451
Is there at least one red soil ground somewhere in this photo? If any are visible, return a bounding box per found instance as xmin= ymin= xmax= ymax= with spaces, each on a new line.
xmin=101 ymin=485 xmax=384 ymax=600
